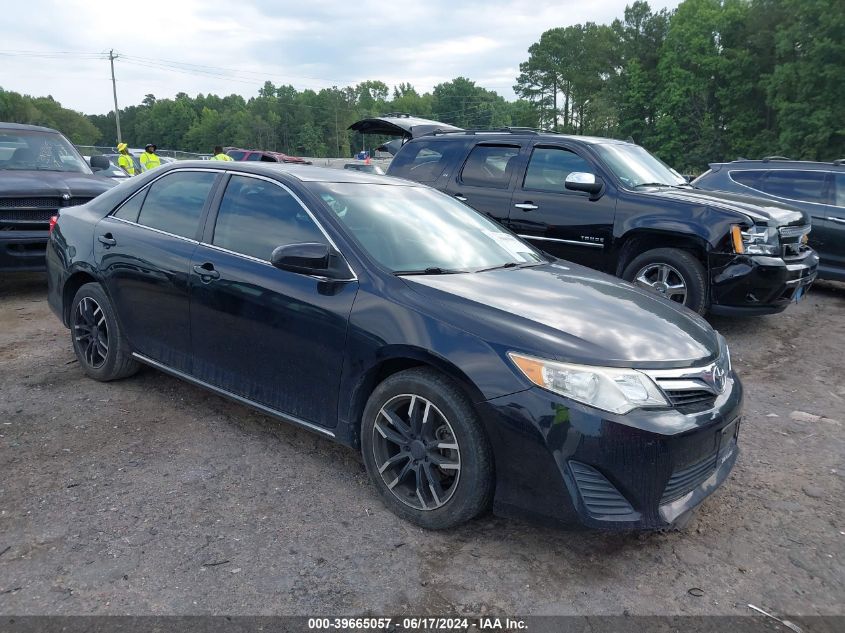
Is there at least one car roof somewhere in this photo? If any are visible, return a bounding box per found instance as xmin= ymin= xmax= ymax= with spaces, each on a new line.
xmin=165 ymin=160 xmax=416 ymax=185
xmin=0 ymin=121 xmax=60 ymax=134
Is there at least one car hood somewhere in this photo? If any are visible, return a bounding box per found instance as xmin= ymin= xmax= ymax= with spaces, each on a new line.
xmin=649 ymin=186 xmax=808 ymax=226
xmin=403 ymin=261 xmax=719 ymax=368
xmin=349 ymin=116 xmax=463 ymax=139
xmin=0 ymin=170 xmax=116 ymax=198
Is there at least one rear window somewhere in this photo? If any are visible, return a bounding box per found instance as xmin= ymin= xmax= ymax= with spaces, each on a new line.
xmin=459 ymin=145 xmax=520 ymax=189
xmin=760 ymin=170 xmax=829 ymax=204
xmin=227 ymin=151 xmax=246 ymax=160
xmin=729 ymin=170 xmax=766 ymax=190
xmin=389 ymin=140 xmax=465 ymax=183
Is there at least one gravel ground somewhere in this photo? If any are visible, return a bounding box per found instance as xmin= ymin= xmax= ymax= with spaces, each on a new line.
xmin=0 ymin=272 xmax=843 ymax=617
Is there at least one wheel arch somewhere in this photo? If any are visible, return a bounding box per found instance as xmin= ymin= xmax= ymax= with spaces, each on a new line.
xmin=614 ymin=229 xmax=710 ymax=277
xmin=343 ymin=346 xmax=486 ymax=450
xmin=61 ymin=269 xmax=100 ymax=326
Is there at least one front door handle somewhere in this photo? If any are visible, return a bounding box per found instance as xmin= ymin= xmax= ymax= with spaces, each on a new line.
xmin=97 ymin=234 xmax=116 ymax=247
xmin=193 ymin=263 xmax=220 ymax=280
xmin=831 ymin=217 xmax=845 ymax=224
xmin=514 ymin=202 xmax=538 ymax=211
xmin=454 ymin=194 xmax=468 ymax=202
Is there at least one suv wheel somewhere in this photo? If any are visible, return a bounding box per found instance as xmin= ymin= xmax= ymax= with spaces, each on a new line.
xmin=361 ymin=368 xmax=493 ymax=529
xmin=70 ymin=283 xmax=139 ymax=381
xmin=622 ymin=248 xmax=708 ymax=314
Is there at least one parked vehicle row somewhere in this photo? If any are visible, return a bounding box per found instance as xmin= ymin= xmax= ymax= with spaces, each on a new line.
xmin=379 ymin=122 xmax=818 ymax=316
xmin=225 ymin=147 xmax=312 ymax=165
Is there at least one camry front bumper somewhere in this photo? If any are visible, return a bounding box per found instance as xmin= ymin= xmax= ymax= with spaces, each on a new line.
xmin=477 ymin=375 xmax=742 ymax=530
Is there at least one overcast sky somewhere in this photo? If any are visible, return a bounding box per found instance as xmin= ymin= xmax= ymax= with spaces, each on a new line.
xmin=2 ymin=0 xmax=678 ymax=115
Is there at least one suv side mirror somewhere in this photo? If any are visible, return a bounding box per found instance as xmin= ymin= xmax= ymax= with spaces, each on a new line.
xmin=270 ymin=242 xmax=351 ymax=279
xmin=565 ymin=172 xmax=604 ymax=198
xmin=90 ymin=155 xmax=111 ymax=172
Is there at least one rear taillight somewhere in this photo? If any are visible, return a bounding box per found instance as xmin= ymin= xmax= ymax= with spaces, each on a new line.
xmin=49 ymin=215 xmax=58 ymax=234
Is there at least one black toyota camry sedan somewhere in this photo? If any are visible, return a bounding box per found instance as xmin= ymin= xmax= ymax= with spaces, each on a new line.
xmin=46 ymin=162 xmax=741 ymax=531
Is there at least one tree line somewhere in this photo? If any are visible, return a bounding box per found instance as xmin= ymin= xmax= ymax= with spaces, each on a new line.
xmin=1 ymin=0 xmax=842 ymax=172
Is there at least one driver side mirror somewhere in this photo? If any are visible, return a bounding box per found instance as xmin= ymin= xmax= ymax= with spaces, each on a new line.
xmin=270 ymin=242 xmax=352 ymax=280
xmin=90 ymin=155 xmax=111 ymax=172
xmin=565 ymin=172 xmax=604 ymax=199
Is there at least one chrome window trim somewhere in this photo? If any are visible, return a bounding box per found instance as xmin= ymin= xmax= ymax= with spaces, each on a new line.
xmin=131 ymin=353 xmax=335 ymax=438
xmin=212 ymin=171 xmax=359 ymax=281
xmin=726 ymin=168 xmax=836 ymax=209
xmin=109 ymin=215 xmax=199 ymax=244
xmin=518 ymin=234 xmax=603 ymax=249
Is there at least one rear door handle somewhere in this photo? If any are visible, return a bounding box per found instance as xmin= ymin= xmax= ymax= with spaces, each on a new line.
xmin=831 ymin=217 xmax=845 ymax=224
xmin=514 ymin=202 xmax=538 ymax=211
xmin=193 ymin=263 xmax=220 ymax=280
xmin=97 ymin=234 xmax=116 ymax=247
xmin=454 ymin=194 xmax=468 ymax=202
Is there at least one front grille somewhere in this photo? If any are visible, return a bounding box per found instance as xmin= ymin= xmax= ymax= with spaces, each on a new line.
xmin=0 ymin=197 xmax=61 ymax=209
xmin=660 ymin=452 xmax=717 ymax=505
xmin=0 ymin=208 xmax=55 ymax=224
xmin=664 ymin=389 xmax=716 ymax=408
xmin=569 ymin=461 xmax=638 ymax=520
xmin=779 ymin=224 xmax=810 ymax=240
xmin=69 ymin=197 xmax=93 ymax=206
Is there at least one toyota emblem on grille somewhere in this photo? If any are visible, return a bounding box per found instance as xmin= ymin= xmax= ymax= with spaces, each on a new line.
xmin=710 ymin=365 xmax=727 ymax=393
xmin=61 ymin=193 xmax=71 ymax=200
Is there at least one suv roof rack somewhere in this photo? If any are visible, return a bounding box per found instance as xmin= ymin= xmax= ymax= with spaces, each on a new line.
xmin=423 ymin=126 xmax=559 ymax=137
xmin=761 ymin=155 xmax=792 ymax=162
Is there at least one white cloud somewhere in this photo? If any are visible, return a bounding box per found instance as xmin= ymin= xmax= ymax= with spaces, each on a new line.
xmin=0 ymin=0 xmax=680 ymax=114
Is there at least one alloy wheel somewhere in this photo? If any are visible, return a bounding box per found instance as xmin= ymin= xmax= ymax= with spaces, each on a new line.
xmin=73 ymin=296 xmax=110 ymax=369
xmin=371 ymin=394 xmax=461 ymax=511
xmin=634 ymin=263 xmax=688 ymax=304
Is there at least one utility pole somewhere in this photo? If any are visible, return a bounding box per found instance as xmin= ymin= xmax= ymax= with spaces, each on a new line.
xmin=109 ymin=49 xmax=122 ymax=144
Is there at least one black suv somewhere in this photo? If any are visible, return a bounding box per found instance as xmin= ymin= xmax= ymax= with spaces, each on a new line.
xmin=0 ymin=122 xmax=116 ymax=272
xmin=693 ymin=158 xmax=845 ymax=281
xmin=387 ymin=130 xmax=818 ymax=315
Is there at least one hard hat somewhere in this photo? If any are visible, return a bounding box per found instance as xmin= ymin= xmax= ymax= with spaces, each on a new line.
xmin=117 ymin=142 xmax=128 ymax=152
xmin=145 ymin=143 xmax=157 ymax=151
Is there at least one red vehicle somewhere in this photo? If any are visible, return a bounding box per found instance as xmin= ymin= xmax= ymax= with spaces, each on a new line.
xmin=225 ymin=148 xmax=311 ymax=165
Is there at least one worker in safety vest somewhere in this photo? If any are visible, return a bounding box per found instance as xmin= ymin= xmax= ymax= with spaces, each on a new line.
xmin=139 ymin=143 xmax=162 ymax=171
xmin=116 ymin=142 xmax=136 ymax=176
xmin=210 ymin=146 xmax=233 ymax=161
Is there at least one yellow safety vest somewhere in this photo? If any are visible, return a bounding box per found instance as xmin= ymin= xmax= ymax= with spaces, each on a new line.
xmin=210 ymin=153 xmax=233 ymax=161
xmin=140 ymin=151 xmax=162 ymax=171
xmin=117 ymin=153 xmax=136 ymax=175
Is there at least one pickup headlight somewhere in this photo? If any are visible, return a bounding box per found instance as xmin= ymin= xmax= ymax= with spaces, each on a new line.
xmin=508 ymin=352 xmax=668 ymax=414
xmin=731 ymin=224 xmax=780 ymax=255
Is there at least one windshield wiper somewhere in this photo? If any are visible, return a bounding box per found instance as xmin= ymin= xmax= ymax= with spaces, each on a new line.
xmin=394 ymin=267 xmax=465 ymax=276
xmin=473 ymin=261 xmax=542 ymax=273
xmin=634 ymin=182 xmax=691 ymax=189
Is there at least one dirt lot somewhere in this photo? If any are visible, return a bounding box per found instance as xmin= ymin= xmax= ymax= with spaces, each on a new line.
xmin=0 ymin=272 xmax=843 ymax=617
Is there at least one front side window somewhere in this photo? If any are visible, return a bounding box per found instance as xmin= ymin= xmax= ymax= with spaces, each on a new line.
xmin=760 ymin=170 xmax=829 ymax=204
xmin=137 ymin=171 xmax=217 ymax=239
xmin=113 ymin=189 xmax=148 ymax=223
xmin=0 ymin=130 xmax=91 ymax=173
xmin=312 ymin=182 xmax=545 ymax=273
xmin=460 ymin=145 xmax=520 ymax=189
xmin=524 ymin=147 xmax=593 ymax=193
xmin=212 ymin=175 xmax=325 ymax=260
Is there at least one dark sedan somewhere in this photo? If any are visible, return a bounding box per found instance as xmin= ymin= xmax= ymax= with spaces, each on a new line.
xmin=46 ymin=162 xmax=741 ymax=530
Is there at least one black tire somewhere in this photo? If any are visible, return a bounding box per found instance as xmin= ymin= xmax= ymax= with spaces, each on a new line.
xmin=622 ymin=247 xmax=708 ymax=315
xmin=361 ymin=368 xmax=494 ymax=529
xmin=70 ymin=282 xmax=139 ymax=381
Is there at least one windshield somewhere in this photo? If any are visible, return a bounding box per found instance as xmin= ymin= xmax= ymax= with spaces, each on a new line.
xmin=311 ymin=183 xmax=546 ymax=273
xmin=594 ymin=143 xmax=686 ymax=188
xmin=0 ymin=130 xmax=92 ymax=173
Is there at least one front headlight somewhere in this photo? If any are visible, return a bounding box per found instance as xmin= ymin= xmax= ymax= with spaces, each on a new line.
xmin=731 ymin=224 xmax=780 ymax=255
xmin=508 ymin=352 xmax=668 ymax=414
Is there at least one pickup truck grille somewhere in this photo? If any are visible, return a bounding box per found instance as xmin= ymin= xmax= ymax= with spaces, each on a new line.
xmin=779 ymin=224 xmax=811 ymax=259
xmin=0 ymin=197 xmax=93 ymax=228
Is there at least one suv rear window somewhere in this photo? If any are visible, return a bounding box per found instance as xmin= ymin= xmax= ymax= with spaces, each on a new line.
xmin=459 ymin=145 xmax=520 ymax=189
xmin=389 ymin=140 xmax=463 ymax=183
xmin=729 ymin=170 xmax=766 ymax=189
xmin=760 ymin=170 xmax=829 ymax=204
